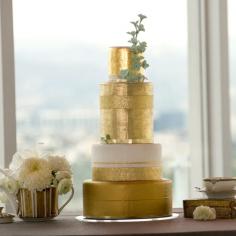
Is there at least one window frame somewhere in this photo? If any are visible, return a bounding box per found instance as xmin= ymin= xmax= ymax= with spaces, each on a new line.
xmin=0 ymin=0 xmax=16 ymax=168
xmin=188 ymin=0 xmax=231 ymax=196
xmin=0 ymin=0 xmax=232 ymax=198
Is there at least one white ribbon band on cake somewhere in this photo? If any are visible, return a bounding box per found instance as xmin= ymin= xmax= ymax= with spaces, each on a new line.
xmin=92 ymin=144 xmax=161 ymax=168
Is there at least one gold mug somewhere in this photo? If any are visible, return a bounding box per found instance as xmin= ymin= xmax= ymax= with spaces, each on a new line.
xmin=17 ymin=186 xmax=74 ymax=220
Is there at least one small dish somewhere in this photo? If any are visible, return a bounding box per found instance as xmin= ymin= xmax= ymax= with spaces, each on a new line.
xmin=195 ymin=187 xmax=236 ymax=199
xmin=0 ymin=207 xmax=14 ymax=224
xmin=203 ymin=177 xmax=236 ymax=192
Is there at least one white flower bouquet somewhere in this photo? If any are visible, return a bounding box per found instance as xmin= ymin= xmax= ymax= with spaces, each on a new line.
xmin=0 ymin=150 xmax=74 ymax=219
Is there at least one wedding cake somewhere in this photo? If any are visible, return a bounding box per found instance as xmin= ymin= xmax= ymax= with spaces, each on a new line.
xmin=83 ymin=15 xmax=172 ymax=219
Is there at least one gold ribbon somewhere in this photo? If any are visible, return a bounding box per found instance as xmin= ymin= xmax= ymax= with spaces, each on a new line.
xmin=92 ymin=167 xmax=162 ymax=181
xmin=83 ymin=179 xmax=172 ymax=219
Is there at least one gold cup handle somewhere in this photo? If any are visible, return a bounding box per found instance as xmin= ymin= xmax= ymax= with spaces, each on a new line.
xmin=58 ymin=186 xmax=74 ymax=215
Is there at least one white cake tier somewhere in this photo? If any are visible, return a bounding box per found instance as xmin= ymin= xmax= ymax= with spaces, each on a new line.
xmin=92 ymin=144 xmax=162 ymax=181
xmin=92 ymin=144 xmax=161 ymax=168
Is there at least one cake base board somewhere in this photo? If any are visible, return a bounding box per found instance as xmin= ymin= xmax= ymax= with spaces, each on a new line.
xmin=76 ymin=213 xmax=178 ymax=223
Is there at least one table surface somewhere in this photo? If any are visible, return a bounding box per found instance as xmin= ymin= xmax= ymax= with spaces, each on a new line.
xmin=2 ymin=210 xmax=236 ymax=236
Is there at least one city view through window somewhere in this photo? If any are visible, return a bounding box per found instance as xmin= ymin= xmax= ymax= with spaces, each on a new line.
xmin=13 ymin=0 xmax=188 ymax=210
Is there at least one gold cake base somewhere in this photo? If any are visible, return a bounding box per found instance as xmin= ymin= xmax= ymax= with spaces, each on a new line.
xmin=83 ymin=179 xmax=172 ymax=219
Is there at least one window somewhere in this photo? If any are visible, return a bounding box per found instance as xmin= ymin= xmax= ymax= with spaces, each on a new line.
xmin=228 ymin=0 xmax=236 ymax=173
xmin=12 ymin=0 xmax=188 ymax=210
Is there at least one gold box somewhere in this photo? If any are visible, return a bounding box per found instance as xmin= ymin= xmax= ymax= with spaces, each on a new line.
xmin=183 ymin=199 xmax=236 ymax=219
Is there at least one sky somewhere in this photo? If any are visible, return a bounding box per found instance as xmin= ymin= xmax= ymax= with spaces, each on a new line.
xmin=12 ymin=0 xmax=188 ymax=114
xmin=12 ymin=0 xmax=236 ymax=135
xmin=13 ymin=0 xmax=187 ymax=52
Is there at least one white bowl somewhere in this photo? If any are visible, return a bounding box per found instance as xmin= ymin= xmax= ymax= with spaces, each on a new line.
xmin=195 ymin=187 xmax=236 ymax=199
xmin=203 ymin=177 xmax=236 ymax=192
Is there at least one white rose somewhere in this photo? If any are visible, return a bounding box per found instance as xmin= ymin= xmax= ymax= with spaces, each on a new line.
xmin=18 ymin=157 xmax=52 ymax=191
xmin=48 ymin=155 xmax=71 ymax=173
xmin=57 ymin=178 xmax=72 ymax=195
xmin=4 ymin=178 xmax=19 ymax=194
xmin=193 ymin=205 xmax=216 ymax=220
xmin=55 ymin=171 xmax=71 ymax=182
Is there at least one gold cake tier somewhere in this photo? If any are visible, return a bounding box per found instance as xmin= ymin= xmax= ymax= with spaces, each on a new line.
xmin=92 ymin=167 xmax=162 ymax=181
xmin=100 ymin=82 xmax=153 ymax=143
xmin=83 ymin=179 xmax=172 ymax=219
xmin=108 ymin=47 xmax=144 ymax=80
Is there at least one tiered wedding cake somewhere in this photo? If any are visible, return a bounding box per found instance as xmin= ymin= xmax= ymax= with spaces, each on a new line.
xmin=83 ymin=15 xmax=172 ymax=219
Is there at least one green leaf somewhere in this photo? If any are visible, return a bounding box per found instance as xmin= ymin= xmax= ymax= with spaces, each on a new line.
xmin=101 ymin=134 xmax=112 ymax=144
xmin=133 ymin=63 xmax=141 ymax=70
xmin=126 ymin=14 xmax=150 ymax=74
xmin=138 ymin=55 xmax=144 ymax=60
xmin=131 ymin=53 xmax=140 ymax=61
xmin=142 ymin=60 xmax=149 ymax=69
xmin=138 ymin=24 xmax=145 ymax=31
xmin=137 ymin=42 xmax=147 ymax=53
xmin=127 ymin=31 xmax=136 ymax=36
xmin=130 ymin=38 xmax=138 ymax=44
xmin=130 ymin=21 xmax=138 ymax=27
xmin=130 ymin=45 xmax=138 ymax=53
xmin=138 ymin=14 xmax=147 ymax=21
xmin=119 ymin=69 xmax=129 ymax=79
xmin=140 ymin=41 xmax=147 ymax=47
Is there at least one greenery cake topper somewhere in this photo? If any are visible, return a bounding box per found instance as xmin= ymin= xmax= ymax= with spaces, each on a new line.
xmin=119 ymin=14 xmax=149 ymax=82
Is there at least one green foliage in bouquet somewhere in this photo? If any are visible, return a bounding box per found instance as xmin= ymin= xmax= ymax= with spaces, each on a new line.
xmin=101 ymin=134 xmax=112 ymax=144
xmin=120 ymin=14 xmax=149 ymax=82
